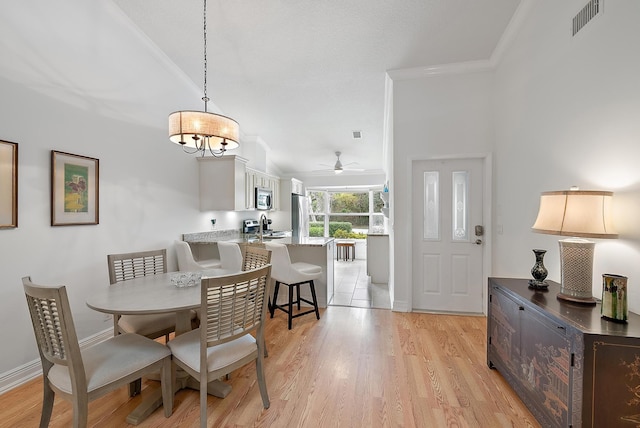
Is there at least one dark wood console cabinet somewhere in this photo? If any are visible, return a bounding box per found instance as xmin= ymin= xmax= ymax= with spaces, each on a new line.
xmin=487 ymin=277 xmax=640 ymax=427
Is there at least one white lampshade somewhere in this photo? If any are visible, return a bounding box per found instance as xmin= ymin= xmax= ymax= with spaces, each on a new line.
xmin=532 ymin=189 xmax=617 ymax=304
xmin=532 ymin=190 xmax=617 ymax=238
xmin=168 ymin=110 xmax=239 ymax=152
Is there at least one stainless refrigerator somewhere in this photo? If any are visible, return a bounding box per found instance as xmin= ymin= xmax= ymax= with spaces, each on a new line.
xmin=291 ymin=194 xmax=309 ymax=238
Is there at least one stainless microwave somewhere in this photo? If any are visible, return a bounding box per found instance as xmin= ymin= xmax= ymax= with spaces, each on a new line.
xmin=255 ymin=187 xmax=273 ymax=210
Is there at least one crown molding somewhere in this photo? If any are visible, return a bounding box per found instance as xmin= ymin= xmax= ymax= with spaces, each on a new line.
xmin=387 ymin=0 xmax=534 ymax=81
xmin=490 ymin=0 xmax=535 ymax=66
xmin=387 ymin=60 xmax=493 ymax=81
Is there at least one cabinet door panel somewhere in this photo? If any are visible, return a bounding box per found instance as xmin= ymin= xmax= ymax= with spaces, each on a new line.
xmin=488 ymin=288 xmax=521 ymax=377
xmin=519 ymin=307 xmax=572 ymax=428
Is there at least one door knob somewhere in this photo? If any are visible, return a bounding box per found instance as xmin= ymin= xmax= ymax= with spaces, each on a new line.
xmin=475 ymin=239 xmax=483 ymax=245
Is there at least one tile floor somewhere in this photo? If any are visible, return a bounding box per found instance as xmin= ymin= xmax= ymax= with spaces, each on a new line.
xmin=330 ymin=258 xmax=391 ymax=309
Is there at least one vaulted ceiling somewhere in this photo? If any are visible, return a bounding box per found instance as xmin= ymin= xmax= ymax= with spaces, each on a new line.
xmin=1 ymin=1 xmax=521 ymax=175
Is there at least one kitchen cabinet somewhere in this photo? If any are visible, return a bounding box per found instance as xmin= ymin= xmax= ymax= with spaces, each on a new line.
xmin=488 ymin=277 xmax=640 ymax=427
xmin=279 ymin=178 xmax=304 ymax=229
xmin=291 ymin=178 xmax=304 ymax=195
xmin=366 ymin=234 xmax=389 ymax=283
xmin=198 ymin=155 xmax=248 ymax=211
xmin=245 ymin=167 xmax=280 ymax=210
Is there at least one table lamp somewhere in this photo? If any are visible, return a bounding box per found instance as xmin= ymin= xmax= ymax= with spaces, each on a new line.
xmin=531 ymin=189 xmax=618 ymax=304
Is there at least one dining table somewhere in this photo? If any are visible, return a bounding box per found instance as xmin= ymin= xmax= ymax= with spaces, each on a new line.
xmin=86 ymin=268 xmax=237 ymax=425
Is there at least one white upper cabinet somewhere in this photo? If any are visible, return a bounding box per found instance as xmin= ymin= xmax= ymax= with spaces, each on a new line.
xmin=279 ymin=178 xmax=304 ymax=228
xmin=245 ymin=167 xmax=280 ymax=211
xmin=198 ymin=155 xmax=248 ymax=211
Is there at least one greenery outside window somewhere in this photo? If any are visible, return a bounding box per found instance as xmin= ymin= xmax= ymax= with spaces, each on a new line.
xmin=308 ymin=188 xmax=384 ymax=238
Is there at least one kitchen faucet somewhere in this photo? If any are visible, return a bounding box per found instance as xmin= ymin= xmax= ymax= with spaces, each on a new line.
xmin=259 ymin=214 xmax=268 ymax=243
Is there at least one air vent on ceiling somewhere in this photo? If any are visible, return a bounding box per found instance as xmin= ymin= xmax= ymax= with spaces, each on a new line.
xmin=352 ymin=130 xmax=362 ymax=139
xmin=572 ymin=0 xmax=601 ymax=36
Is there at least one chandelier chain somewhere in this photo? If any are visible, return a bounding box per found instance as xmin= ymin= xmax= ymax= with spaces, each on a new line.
xmin=202 ymin=0 xmax=209 ymax=111
xmin=167 ymin=0 xmax=238 ymax=157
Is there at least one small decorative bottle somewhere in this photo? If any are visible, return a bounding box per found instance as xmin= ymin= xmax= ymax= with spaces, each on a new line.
xmin=528 ymin=249 xmax=549 ymax=290
xmin=601 ymin=274 xmax=628 ymax=323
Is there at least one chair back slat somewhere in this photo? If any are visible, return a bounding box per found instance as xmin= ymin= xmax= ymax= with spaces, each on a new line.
xmin=23 ymin=278 xmax=83 ymax=376
xmin=107 ymin=249 xmax=167 ymax=284
xmin=200 ymin=265 xmax=271 ymax=348
xmin=242 ymin=246 xmax=272 ymax=271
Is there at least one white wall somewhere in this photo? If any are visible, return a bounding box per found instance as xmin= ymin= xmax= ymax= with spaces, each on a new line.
xmin=0 ymin=75 xmax=219 ymax=375
xmin=391 ymin=70 xmax=494 ymax=310
xmin=391 ymin=0 xmax=640 ymax=314
xmin=492 ymin=0 xmax=640 ymax=311
xmin=0 ymin=1 xmax=226 ymax=379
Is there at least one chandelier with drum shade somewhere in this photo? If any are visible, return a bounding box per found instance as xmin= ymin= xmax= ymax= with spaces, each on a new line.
xmin=168 ymin=0 xmax=239 ymax=157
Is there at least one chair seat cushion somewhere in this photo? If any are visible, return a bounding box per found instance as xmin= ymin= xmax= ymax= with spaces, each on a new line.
xmin=199 ymin=259 xmax=222 ymax=269
xmin=291 ymin=262 xmax=322 ymax=275
xmin=168 ymin=328 xmax=257 ymax=373
xmin=273 ymin=262 xmax=322 ymax=285
xmin=118 ymin=312 xmax=180 ymax=337
xmin=48 ymin=333 xmax=171 ymax=394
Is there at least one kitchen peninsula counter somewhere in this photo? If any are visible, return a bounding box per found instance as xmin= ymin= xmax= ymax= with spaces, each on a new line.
xmin=183 ymin=230 xmax=332 ymax=247
xmin=182 ymin=231 xmax=335 ymax=308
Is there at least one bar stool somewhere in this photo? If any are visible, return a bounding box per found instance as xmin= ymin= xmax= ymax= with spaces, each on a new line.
xmin=335 ymin=239 xmax=356 ymax=261
xmin=217 ymin=241 xmax=243 ymax=271
xmin=175 ymin=240 xmax=221 ymax=271
xmin=265 ymin=242 xmax=321 ymax=330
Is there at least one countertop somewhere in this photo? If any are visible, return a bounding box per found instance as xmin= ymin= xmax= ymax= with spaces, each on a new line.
xmin=182 ymin=230 xmax=334 ymax=247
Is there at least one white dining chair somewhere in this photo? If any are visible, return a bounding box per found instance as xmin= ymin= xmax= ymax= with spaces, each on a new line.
xmin=265 ymin=242 xmax=321 ymax=329
xmin=167 ymin=266 xmax=272 ymax=428
xmin=175 ymin=240 xmax=221 ymax=271
xmin=217 ymin=241 xmax=243 ymax=271
xmin=23 ymin=276 xmax=173 ymax=428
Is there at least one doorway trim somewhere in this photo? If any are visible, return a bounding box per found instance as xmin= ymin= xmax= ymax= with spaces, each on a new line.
xmin=404 ymin=152 xmax=492 ymax=315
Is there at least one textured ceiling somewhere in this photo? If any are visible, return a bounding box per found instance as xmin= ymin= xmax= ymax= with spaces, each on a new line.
xmin=2 ymin=1 xmax=522 ymax=176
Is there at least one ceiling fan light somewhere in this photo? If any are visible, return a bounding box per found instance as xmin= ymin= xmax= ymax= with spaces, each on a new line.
xmin=334 ymin=168 xmax=343 ymax=174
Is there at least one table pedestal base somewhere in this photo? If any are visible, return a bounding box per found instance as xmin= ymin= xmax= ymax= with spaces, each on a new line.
xmin=125 ymin=375 xmax=231 ymax=425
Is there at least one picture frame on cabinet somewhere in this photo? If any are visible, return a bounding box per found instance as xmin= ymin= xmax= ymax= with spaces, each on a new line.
xmin=0 ymin=140 xmax=18 ymax=229
xmin=51 ymin=150 xmax=99 ymax=226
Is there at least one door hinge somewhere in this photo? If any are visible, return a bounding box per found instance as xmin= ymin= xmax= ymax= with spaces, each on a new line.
xmin=489 ymin=294 xmax=492 ymax=303
xmin=488 ymin=336 xmax=492 ymax=345
xmin=571 ymin=353 xmax=575 ymax=367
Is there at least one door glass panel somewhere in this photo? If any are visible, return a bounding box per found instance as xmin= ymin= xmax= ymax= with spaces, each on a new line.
xmin=423 ymin=171 xmax=439 ymax=240
xmin=452 ymin=171 xmax=469 ymax=241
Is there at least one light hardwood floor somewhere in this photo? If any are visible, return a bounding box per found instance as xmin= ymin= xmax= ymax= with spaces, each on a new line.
xmin=2 ymin=307 xmax=539 ymax=427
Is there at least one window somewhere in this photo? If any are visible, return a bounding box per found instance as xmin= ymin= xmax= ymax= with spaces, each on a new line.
xmin=307 ymin=187 xmax=385 ymax=238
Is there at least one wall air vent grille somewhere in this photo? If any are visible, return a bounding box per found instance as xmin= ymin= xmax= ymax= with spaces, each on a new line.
xmin=572 ymin=0 xmax=601 ymax=36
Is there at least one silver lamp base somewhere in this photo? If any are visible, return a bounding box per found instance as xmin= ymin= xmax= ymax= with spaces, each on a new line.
xmin=557 ymin=239 xmax=597 ymax=305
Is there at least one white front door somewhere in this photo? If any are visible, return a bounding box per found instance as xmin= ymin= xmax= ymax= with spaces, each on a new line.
xmin=411 ymin=158 xmax=484 ymax=313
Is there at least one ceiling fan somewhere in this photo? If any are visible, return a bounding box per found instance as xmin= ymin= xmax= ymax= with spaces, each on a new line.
xmin=315 ymin=151 xmax=364 ymax=174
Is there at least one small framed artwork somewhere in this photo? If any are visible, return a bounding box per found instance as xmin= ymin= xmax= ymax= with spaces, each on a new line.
xmin=0 ymin=140 xmax=18 ymax=229
xmin=51 ymin=150 xmax=99 ymax=226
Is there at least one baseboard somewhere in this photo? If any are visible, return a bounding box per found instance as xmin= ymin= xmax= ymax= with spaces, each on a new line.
xmin=0 ymin=328 xmax=112 ymax=395
xmin=392 ymin=299 xmax=410 ymax=312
